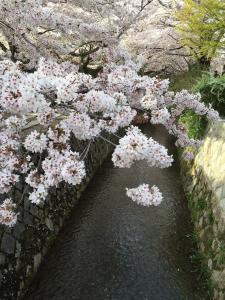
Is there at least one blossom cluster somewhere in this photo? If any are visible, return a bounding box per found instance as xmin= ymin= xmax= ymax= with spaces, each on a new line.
xmin=0 ymin=1 xmax=220 ymax=227
xmin=0 ymin=199 xmax=18 ymax=227
xmin=126 ymin=184 xmax=163 ymax=206
xmin=0 ymin=54 xmax=220 ymax=226
xmin=139 ymin=87 xmax=219 ymax=149
xmin=112 ymin=126 xmax=173 ymax=168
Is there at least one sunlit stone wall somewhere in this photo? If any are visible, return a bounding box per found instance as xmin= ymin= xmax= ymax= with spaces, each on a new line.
xmin=0 ymin=135 xmax=115 ymax=300
xmin=180 ymin=121 xmax=225 ymax=299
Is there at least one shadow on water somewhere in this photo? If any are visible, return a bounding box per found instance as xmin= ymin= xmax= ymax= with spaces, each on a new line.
xmin=24 ymin=124 xmax=208 ymax=300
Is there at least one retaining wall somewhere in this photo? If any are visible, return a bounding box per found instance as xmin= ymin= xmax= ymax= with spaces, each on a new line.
xmin=180 ymin=121 xmax=225 ymax=300
xmin=0 ymin=134 xmax=114 ymax=299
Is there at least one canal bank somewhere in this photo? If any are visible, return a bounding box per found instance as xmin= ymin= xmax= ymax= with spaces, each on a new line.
xmin=180 ymin=121 xmax=225 ymax=299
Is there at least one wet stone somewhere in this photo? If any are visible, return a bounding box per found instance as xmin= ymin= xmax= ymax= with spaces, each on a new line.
xmin=1 ymin=234 xmax=15 ymax=255
xmin=23 ymin=227 xmax=35 ymax=250
xmin=26 ymin=265 xmax=32 ymax=277
xmin=45 ymin=218 xmax=54 ymax=231
xmin=23 ymin=211 xmax=33 ymax=226
xmin=29 ymin=204 xmax=40 ymax=219
xmin=0 ymin=252 xmax=6 ymax=265
xmin=15 ymin=241 xmax=22 ymax=258
xmin=33 ymin=253 xmax=42 ymax=272
xmin=13 ymin=222 xmax=25 ymax=240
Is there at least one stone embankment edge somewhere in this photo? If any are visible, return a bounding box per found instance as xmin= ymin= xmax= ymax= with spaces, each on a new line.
xmin=179 ymin=121 xmax=225 ymax=300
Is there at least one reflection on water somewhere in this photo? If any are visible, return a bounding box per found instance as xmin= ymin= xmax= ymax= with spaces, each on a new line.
xmin=24 ymin=125 xmax=207 ymax=300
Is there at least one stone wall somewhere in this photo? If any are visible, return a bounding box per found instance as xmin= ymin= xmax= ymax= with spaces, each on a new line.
xmin=0 ymin=134 xmax=115 ymax=300
xmin=180 ymin=121 xmax=225 ymax=300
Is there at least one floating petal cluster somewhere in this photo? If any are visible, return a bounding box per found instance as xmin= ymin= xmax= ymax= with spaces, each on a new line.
xmin=126 ymin=184 xmax=163 ymax=206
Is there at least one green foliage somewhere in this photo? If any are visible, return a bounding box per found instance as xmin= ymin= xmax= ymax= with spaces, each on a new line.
xmin=170 ymin=64 xmax=209 ymax=139
xmin=176 ymin=0 xmax=225 ymax=62
xmin=180 ymin=71 xmax=225 ymax=142
xmin=207 ymin=210 xmax=215 ymax=225
xmin=177 ymin=70 xmax=225 ymax=139
xmin=196 ymin=197 xmax=207 ymax=211
xmin=193 ymin=73 xmax=225 ymax=115
xmin=181 ymin=111 xmax=208 ymax=139
xmin=170 ymin=64 xmax=207 ymax=92
xmin=190 ymin=230 xmax=214 ymax=299
xmin=189 ymin=195 xmax=208 ymax=220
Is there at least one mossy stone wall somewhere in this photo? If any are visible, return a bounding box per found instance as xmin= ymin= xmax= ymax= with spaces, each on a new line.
xmin=180 ymin=121 xmax=225 ymax=300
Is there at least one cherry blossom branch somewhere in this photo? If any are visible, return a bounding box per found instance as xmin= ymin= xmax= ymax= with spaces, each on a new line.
xmin=99 ymin=135 xmax=117 ymax=147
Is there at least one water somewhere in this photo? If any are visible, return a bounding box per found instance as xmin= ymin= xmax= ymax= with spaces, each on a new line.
xmin=24 ymin=125 xmax=207 ymax=300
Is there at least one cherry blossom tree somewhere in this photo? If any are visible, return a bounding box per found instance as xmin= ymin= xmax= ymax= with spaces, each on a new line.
xmin=0 ymin=0 xmax=219 ymax=227
xmin=0 ymin=0 xmax=154 ymax=69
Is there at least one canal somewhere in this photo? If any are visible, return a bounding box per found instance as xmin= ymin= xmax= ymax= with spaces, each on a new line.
xmin=24 ymin=125 xmax=207 ymax=300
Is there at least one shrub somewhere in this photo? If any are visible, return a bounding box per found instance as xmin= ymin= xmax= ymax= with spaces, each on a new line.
xmin=193 ymin=73 xmax=225 ymax=116
xmin=180 ymin=111 xmax=208 ymax=140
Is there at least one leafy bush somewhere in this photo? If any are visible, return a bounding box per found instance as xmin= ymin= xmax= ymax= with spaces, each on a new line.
xmin=180 ymin=111 xmax=208 ymax=140
xmin=170 ymin=64 xmax=209 ymax=139
xmin=171 ymin=66 xmax=225 ymax=140
xmin=193 ymin=73 xmax=225 ymax=116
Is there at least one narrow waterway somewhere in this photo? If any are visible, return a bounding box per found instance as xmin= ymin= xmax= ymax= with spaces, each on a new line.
xmin=24 ymin=125 xmax=207 ymax=300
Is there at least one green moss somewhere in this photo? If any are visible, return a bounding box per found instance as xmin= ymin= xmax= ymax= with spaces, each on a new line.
xmin=180 ymin=111 xmax=208 ymax=140
xmin=188 ymin=196 xmax=208 ymax=221
xmin=207 ymin=210 xmax=215 ymax=225
xmin=190 ymin=230 xmax=213 ymax=299
xmin=196 ymin=197 xmax=208 ymax=211
xmin=185 ymin=190 xmax=216 ymax=298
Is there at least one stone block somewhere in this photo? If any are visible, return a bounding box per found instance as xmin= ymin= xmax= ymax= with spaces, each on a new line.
xmin=33 ymin=253 xmax=42 ymax=272
xmin=1 ymin=234 xmax=15 ymax=255
xmin=29 ymin=204 xmax=40 ymax=219
xmin=46 ymin=216 xmax=56 ymax=232
xmin=221 ymin=186 xmax=225 ymax=200
xmin=24 ymin=198 xmax=30 ymax=211
xmin=218 ymin=292 xmax=225 ymax=300
xmin=15 ymin=241 xmax=21 ymax=258
xmin=215 ymin=186 xmax=223 ymax=201
xmin=26 ymin=265 xmax=32 ymax=277
xmin=208 ymin=258 xmax=213 ymax=270
xmin=13 ymin=222 xmax=25 ymax=240
xmin=211 ymin=270 xmax=225 ymax=290
xmin=23 ymin=211 xmax=34 ymax=226
xmin=0 ymin=252 xmax=6 ymax=265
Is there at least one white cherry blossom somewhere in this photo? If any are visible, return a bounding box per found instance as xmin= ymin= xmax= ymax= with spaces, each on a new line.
xmin=24 ymin=131 xmax=48 ymax=153
xmin=0 ymin=199 xmax=18 ymax=227
xmin=126 ymin=184 xmax=163 ymax=206
xmin=0 ymin=1 xmax=220 ymax=226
